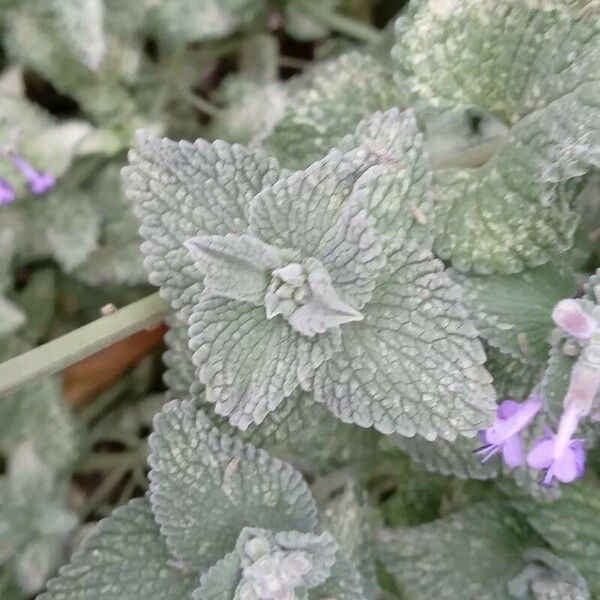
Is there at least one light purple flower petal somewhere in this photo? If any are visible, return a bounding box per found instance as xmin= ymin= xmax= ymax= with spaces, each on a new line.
xmin=552 ymin=299 xmax=597 ymax=339
xmin=9 ymin=152 xmax=55 ymax=196
xmin=527 ymin=438 xmax=555 ymax=469
xmin=0 ymin=178 xmax=15 ymax=205
xmin=551 ymin=448 xmax=581 ymax=483
xmin=571 ymin=439 xmax=586 ymax=479
xmin=501 ymin=434 xmax=523 ymax=468
xmin=497 ymin=399 xmax=520 ymax=420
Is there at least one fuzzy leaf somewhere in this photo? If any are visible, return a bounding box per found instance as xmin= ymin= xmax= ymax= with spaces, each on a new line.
xmin=148 ymin=0 xmax=264 ymax=41
xmin=148 ymin=400 xmax=318 ymax=571
xmin=24 ymin=191 xmax=101 ymax=271
xmin=393 ymin=0 xmax=598 ymax=125
xmin=320 ymin=485 xmax=379 ymax=598
xmin=123 ymin=134 xmax=282 ymax=311
xmin=394 ymin=1 xmax=600 ymax=274
xmin=313 ymin=236 xmax=495 ymax=439
xmin=0 ymin=338 xmax=78 ymax=472
xmin=39 ymin=498 xmax=195 ymax=600
xmin=309 ymin=553 xmax=366 ymax=600
xmin=511 ymin=481 xmax=600 ymax=595
xmin=49 ymin=0 xmax=106 ymax=70
xmin=486 ymin=347 xmax=545 ymax=402
xmin=0 ymin=297 xmax=25 ymax=337
xmin=432 ymin=125 xmax=580 ymax=274
xmin=391 ymin=434 xmax=498 ymax=480
xmin=377 ymin=502 xmax=539 ymax=600
xmin=264 ymin=52 xmax=405 ymax=169
xmin=189 ymin=296 xmax=340 ymax=428
xmin=74 ymin=165 xmax=145 ymax=286
xmin=192 ymin=550 xmax=241 ymax=599
xmin=185 ymin=233 xmax=283 ymax=303
xmin=457 ymin=262 xmax=577 ymax=363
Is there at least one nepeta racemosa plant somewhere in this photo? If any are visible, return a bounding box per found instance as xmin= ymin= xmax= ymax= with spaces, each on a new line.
xmin=123 ymin=109 xmax=495 ymax=440
xmin=41 ymin=400 xmax=368 ymax=599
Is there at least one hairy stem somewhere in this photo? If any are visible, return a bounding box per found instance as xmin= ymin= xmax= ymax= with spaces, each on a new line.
xmin=0 ymin=293 xmax=171 ymax=395
xmin=296 ymin=0 xmax=380 ymax=45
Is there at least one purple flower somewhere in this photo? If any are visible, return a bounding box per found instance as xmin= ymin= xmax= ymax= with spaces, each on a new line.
xmin=475 ymin=394 xmax=543 ymax=467
xmin=552 ymin=299 xmax=597 ymax=340
xmin=0 ymin=178 xmax=15 ymax=205
xmin=527 ymin=404 xmax=586 ymax=486
xmin=9 ymin=152 xmax=55 ymax=195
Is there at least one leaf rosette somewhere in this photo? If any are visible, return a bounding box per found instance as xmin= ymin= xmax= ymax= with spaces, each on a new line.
xmin=124 ymin=108 xmax=495 ymax=440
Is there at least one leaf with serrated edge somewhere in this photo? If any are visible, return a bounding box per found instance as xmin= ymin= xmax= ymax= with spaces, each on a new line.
xmin=188 ymin=296 xmax=340 ymax=428
xmin=123 ymin=134 xmax=282 ymax=311
xmin=394 ymin=0 xmax=600 ymax=274
xmin=148 ymin=400 xmax=318 ymax=571
xmin=391 ymin=434 xmax=498 ymax=480
xmin=320 ymin=484 xmax=379 ymax=598
xmin=511 ymin=481 xmax=600 ymax=596
xmin=377 ymin=502 xmax=540 ymax=600
xmin=39 ymin=498 xmax=195 ymax=600
xmin=264 ymin=52 xmax=405 ymax=170
xmin=185 ymin=233 xmax=283 ymax=303
xmin=309 ymin=552 xmax=366 ymax=600
xmin=314 ymin=236 xmax=495 ymax=440
xmin=456 ymin=262 xmax=577 ymax=363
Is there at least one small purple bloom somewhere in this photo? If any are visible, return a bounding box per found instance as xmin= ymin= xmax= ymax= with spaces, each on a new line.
xmin=0 ymin=178 xmax=15 ymax=205
xmin=475 ymin=394 xmax=543 ymax=467
xmin=9 ymin=152 xmax=55 ymax=195
xmin=552 ymin=299 xmax=597 ymax=340
xmin=527 ymin=403 xmax=586 ymax=486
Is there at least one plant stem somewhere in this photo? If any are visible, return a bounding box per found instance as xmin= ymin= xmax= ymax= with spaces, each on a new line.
xmin=296 ymin=0 xmax=380 ymax=45
xmin=0 ymin=293 xmax=171 ymax=395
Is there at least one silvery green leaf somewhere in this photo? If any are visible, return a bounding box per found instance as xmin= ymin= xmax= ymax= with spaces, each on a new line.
xmin=0 ymin=94 xmax=92 ymax=196
xmin=510 ymin=481 xmax=600 ymax=595
xmin=313 ymin=236 xmax=495 ymax=439
xmin=163 ymin=315 xmax=198 ymax=400
xmin=3 ymin=10 xmax=141 ymax=124
xmin=24 ymin=190 xmax=101 ymax=271
xmin=14 ymin=537 xmax=61 ymax=595
xmin=147 ymin=0 xmax=264 ymax=41
xmin=263 ymin=52 xmax=405 ymax=170
xmin=377 ymin=502 xmax=539 ymax=600
xmin=486 ymin=347 xmax=545 ymax=402
xmin=433 ymin=154 xmax=579 ymax=274
xmin=123 ymin=134 xmax=282 ymax=311
xmin=0 ymin=296 xmax=25 ymax=336
xmin=189 ymin=295 xmax=340 ymax=428
xmin=0 ymin=338 xmax=78 ymax=472
xmin=391 ymin=434 xmax=498 ymax=480
xmin=74 ymin=164 xmax=145 ymax=286
xmin=393 ymin=0 xmax=597 ymax=125
xmin=393 ymin=1 xmax=600 ymax=274
xmin=39 ymin=498 xmax=195 ymax=600
xmin=13 ymin=268 xmax=56 ymax=344
xmin=456 ymin=262 xmax=577 ymax=363
xmin=186 ymin=234 xmax=283 ymax=303
xmin=320 ymin=484 xmax=378 ymax=598
xmin=508 ymin=549 xmax=589 ymax=600
xmin=283 ymin=1 xmax=336 ymax=41
xmin=48 ymin=0 xmax=106 ymax=70
xmin=148 ymin=400 xmax=318 ymax=571
xmin=192 ymin=550 xmax=241 ymax=599
xmin=309 ymin=553 xmax=366 ymax=600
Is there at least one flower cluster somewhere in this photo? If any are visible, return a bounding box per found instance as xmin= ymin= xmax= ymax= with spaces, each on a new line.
xmin=477 ymin=298 xmax=600 ymax=486
xmin=0 ymin=149 xmax=55 ymax=205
